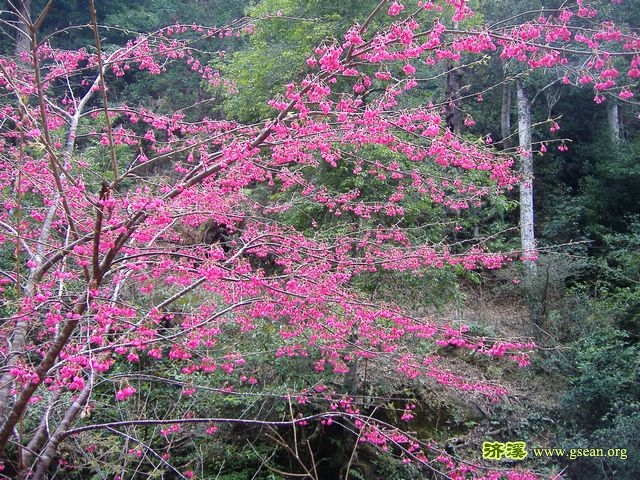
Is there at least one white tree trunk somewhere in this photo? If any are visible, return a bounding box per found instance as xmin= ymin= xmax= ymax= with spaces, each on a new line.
xmin=517 ymin=79 xmax=537 ymax=279
xmin=607 ymin=99 xmax=620 ymax=143
xmin=14 ymin=0 xmax=32 ymax=56
xmin=501 ymin=73 xmax=512 ymax=150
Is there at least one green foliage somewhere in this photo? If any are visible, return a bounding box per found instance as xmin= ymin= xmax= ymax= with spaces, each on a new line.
xmin=537 ymin=91 xmax=640 ymax=241
xmin=553 ymin=291 xmax=640 ymax=479
xmin=577 ymin=144 xmax=640 ymax=238
xmin=353 ymin=266 xmax=470 ymax=309
xmin=367 ymin=450 xmax=428 ymax=480
xmin=103 ymin=0 xmax=249 ymax=33
xmin=212 ymin=0 xmax=379 ymax=122
xmin=564 ymin=326 xmax=639 ymax=425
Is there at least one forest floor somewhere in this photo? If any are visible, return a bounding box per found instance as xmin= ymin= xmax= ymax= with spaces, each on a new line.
xmin=426 ymin=281 xmax=570 ymax=477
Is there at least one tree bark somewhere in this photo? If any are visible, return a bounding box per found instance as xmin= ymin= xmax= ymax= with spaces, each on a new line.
xmin=501 ymin=76 xmax=512 ymax=150
xmin=607 ymin=98 xmax=620 ymax=143
xmin=516 ymin=79 xmax=537 ymax=279
xmin=445 ymin=60 xmax=463 ymax=134
xmin=30 ymin=372 xmax=95 ymax=480
xmin=14 ymin=0 xmax=32 ymax=56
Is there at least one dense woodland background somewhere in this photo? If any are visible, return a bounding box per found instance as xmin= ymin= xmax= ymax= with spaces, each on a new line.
xmin=0 ymin=0 xmax=639 ymax=479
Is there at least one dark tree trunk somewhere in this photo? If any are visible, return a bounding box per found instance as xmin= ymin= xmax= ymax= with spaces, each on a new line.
xmin=445 ymin=61 xmax=464 ymax=134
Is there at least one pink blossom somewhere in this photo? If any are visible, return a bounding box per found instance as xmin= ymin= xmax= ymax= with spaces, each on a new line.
xmin=388 ymin=2 xmax=405 ymax=16
xmin=402 ymin=63 xmax=416 ymax=75
xmin=619 ymin=89 xmax=634 ymax=100
xmin=423 ymin=124 xmax=439 ymax=137
xmin=115 ymin=386 xmax=137 ymax=401
xmin=68 ymin=376 xmax=85 ymax=391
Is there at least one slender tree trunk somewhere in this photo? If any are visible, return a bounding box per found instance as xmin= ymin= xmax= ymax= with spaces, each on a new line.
xmin=607 ymin=99 xmax=620 ymax=143
xmin=517 ymin=80 xmax=536 ymax=276
xmin=30 ymin=372 xmax=96 ymax=480
xmin=14 ymin=0 xmax=32 ymax=56
xmin=517 ymin=79 xmax=541 ymax=333
xmin=445 ymin=60 xmax=463 ymax=134
xmin=0 ymin=8 xmax=102 ymax=457
xmin=501 ymin=75 xmax=512 ymax=150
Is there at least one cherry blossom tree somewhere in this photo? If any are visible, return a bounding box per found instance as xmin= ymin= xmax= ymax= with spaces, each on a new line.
xmin=0 ymin=0 xmax=638 ymax=478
